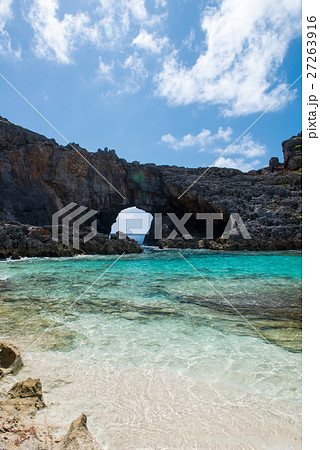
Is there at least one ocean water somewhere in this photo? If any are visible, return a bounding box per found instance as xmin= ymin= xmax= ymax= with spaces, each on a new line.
xmin=127 ymin=233 xmax=145 ymax=244
xmin=0 ymin=249 xmax=302 ymax=448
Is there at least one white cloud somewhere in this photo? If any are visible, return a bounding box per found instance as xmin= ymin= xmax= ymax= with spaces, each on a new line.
xmin=183 ymin=28 xmax=196 ymax=51
xmin=27 ymin=0 xmax=99 ymax=64
xmin=123 ymin=53 xmax=147 ymax=76
xmin=161 ymin=126 xmax=233 ymax=151
xmin=0 ymin=0 xmax=21 ymax=57
xmin=155 ymin=0 xmax=301 ymax=116
xmin=97 ymin=56 xmax=113 ymax=81
xmin=129 ymin=0 xmax=148 ymax=21
xmin=162 ymin=128 xmax=266 ymax=171
xmin=212 ymin=134 xmax=267 ymax=171
xmin=97 ymin=0 xmax=165 ymax=45
xmin=119 ymin=52 xmax=148 ymax=93
xmin=132 ymin=29 xmax=168 ymax=53
xmin=155 ymin=0 xmax=167 ymax=8
xmin=95 ymin=1 xmax=168 ymax=93
xmin=223 ymin=134 xmax=267 ymax=159
xmin=214 ymin=156 xmax=261 ymax=172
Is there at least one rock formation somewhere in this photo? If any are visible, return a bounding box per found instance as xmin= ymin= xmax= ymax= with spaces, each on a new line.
xmin=0 ymin=117 xmax=302 ymax=250
xmin=0 ymin=377 xmax=47 ymax=448
xmin=0 ymin=343 xmax=23 ymax=377
xmin=0 ymin=221 xmax=142 ymax=259
xmin=282 ymin=132 xmax=302 ymax=170
xmin=59 ymin=414 xmax=101 ymax=450
xmin=0 ymin=366 xmax=101 ymax=448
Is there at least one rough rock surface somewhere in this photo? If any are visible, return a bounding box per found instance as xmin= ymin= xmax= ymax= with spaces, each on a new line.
xmin=0 ymin=343 xmax=23 ymax=377
xmin=58 ymin=414 xmax=101 ymax=450
xmin=0 ymin=117 xmax=302 ymax=250
xmin=282 ymin=132 xmax=302 ymax=170
xmin=0 ymin=221 xmax=142 ymax=259
xmin=0 ymin=375 xmax=101 ymax=449
xmin=0 ymin=378 xmax=48 ymax=449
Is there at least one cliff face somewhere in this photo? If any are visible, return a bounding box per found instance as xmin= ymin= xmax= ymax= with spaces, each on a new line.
xmin=0 ymin=117 xmax=302 ymax=249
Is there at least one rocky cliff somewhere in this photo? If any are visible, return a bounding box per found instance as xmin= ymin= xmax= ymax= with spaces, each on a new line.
xmin=0 ymin=116 xmax=302 ymax=250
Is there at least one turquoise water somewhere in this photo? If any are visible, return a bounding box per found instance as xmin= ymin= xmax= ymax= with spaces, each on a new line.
xmin=127 ymin=233 xmax=145 ymax=243
xmin=0 ymin=249 xmax=302 ymax=448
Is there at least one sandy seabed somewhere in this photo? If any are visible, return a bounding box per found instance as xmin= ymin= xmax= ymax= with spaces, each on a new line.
xmin=0 ymin=350 xmax=301 ymax=450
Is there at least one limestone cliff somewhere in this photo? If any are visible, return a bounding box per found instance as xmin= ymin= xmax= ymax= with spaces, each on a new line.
xmin=0 ymin=117 xmax=302 ymax=250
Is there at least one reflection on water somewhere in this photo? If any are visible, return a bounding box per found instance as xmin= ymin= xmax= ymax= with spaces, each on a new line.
xmin=0 ymin=250 xmax=302 ymax=448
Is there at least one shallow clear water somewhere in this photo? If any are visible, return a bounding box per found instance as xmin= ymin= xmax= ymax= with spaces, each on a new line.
xmin=0 ymin=249 xmax=302 ymax=448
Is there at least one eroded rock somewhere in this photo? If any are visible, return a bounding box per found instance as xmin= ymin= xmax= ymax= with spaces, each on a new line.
xmin=59 ymin=414 xmax=101 ymax=450
xmin=0 ymin=343 xmax=23 ymax=377
xmin=0 ymin=378 xmax=47 ymax=449
xmin=282 ymin=133 xmax=302 ymax=170
xmin=8 ymin=378 xmax=44 ymax=403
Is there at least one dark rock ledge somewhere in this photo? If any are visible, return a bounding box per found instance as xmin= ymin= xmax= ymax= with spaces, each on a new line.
xmin=0 ymin=222 xmax=142 ymax=259
xmin=0 ymin=343 xmax=101 ymax=449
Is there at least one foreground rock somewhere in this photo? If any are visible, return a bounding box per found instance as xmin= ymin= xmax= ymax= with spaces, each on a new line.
xmin=0 ymin=343 xmax=23 ymax=378
xmin=0 ymin=221 xmax=142 ymax=259
xmin=0 ymin=117 xmax=302 ymax=250
xmin=0 ymin=342 xmax=102 ymax=448
xmin=0 ymin=378 xmax=101 ymax=449
xmin=59 ymin=414 xmax=101 ymax=450
xmin=0 ymin=378 xmax=47 ymax=448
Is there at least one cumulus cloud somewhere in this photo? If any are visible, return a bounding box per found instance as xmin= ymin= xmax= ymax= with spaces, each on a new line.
xmin=23 ymin=0 xmax=168 ymax=102
xmin=214 ymin=156 xmax=261 ymax=172
xmin=132 ymin=29 xmax=168 ymax=53
xmin=213 ymin=134 xmax=267 ymax=171
xmin=161 ymin=126 xmax=233 ymax=151
xmin=97 ymin=0 xmax=165 ymax=45
xmin=155 ymin=0 xmax=301 ymax=116
xmin=0 ymin=0 xmax=21 ymax=57
xmin=97 ymin=56 xmax=113 ymax=81
xmin=118 ymin=52 xmax=148 ymax=93
xmin=162 ymin=128 xmax=266 ymax=171
xmin=26 ymin=0 xmax=99 ymax=64
xmin=221 ymin=134 xmax=267 ymax=159
xmin=95 ymin=1 xmax=168 ymax=92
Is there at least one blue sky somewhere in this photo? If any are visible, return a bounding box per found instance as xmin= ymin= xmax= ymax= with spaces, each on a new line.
xmin=0 ymin=0 xmax=302 ymax=171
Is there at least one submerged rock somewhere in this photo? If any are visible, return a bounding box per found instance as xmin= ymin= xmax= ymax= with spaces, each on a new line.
xmin=0 ymin=342 xmax=23 ymax=377
xmin=59 ymin=414 xmax=101 ymax=450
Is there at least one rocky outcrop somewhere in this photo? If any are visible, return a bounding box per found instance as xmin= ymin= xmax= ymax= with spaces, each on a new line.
xmin=0 ymin=378 xmax=47 ymax=448
xmin=59 ymin=414 xmax=101 ymax=450
xmin=0 ymin=342 xmax=102 ymax=449
xmin=0 ymin=221 xmax=142 ymax=259
xmin=0 ymin=117 xmax=302 ymax=250
xmin=0 ymin=343 xmax=23 ymax=377
xmin=282 ymin=133 xmax=302 ymax=170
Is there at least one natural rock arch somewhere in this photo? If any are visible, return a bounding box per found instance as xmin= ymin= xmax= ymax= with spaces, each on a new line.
xmin=0 ymin=117 xmax=302 ymax=249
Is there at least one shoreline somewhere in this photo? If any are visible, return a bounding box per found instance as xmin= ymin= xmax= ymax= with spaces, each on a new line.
xmin=0 ymin=343 xmax=301 ymax=449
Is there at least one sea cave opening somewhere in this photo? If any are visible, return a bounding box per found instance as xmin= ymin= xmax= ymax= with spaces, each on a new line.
xmin=110 ymin=207 xmax=153 ymax=244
